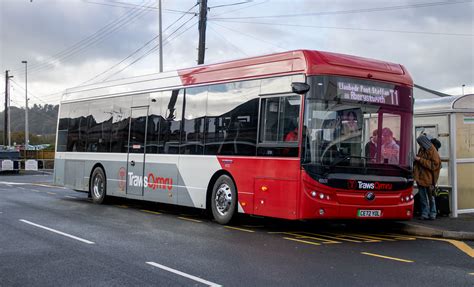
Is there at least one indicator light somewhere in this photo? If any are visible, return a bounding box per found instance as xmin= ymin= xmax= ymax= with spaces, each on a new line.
xmin=311 ymin=191 xmax=317 ymax=197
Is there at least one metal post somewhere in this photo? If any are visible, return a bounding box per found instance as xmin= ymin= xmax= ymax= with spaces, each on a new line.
xmin=197 ymin=0 xmax=208 ymax=65
xmin=462 ymin=84 xmax=465 ymax=96
xmin=449 ymin=112 xmax=458 ymax=217
xmin=22 ymin=61 xmax=29 ymax=150
xmin=5 ymin=71 xmax=13 ymax=147
xmin=158 ymin=0 xmax=163 ymax=72
xmin=4 ymin=70 xmax=8 ymax=146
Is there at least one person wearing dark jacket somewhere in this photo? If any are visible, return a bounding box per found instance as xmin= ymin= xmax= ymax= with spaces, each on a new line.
xmin=414 ymin=135 xmax=441 ymax=220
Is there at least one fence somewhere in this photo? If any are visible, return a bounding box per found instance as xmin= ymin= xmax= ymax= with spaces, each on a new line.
xmin=0 ymin=150 xmax=55 ymax=172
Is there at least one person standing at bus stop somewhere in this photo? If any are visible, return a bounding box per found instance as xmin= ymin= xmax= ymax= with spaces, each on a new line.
xmin=414 ymin=134 xmax=441 ymax=220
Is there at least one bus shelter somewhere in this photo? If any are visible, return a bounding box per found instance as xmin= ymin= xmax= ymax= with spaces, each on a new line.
xmin=414 ymin=94 xmax=474 ymax=217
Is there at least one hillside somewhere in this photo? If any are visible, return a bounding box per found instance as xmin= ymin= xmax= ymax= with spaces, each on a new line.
xmin=0 ymin=104 xmax=58 ymax=145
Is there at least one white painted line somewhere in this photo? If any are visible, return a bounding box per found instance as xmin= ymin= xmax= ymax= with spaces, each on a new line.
xmin=65 ymin=196 xmax=78 ymax=199
xmin=146 ymin=262 xmax=221 ymax=287
xmin=33 ymin=183 xmax=67 ymax=189
xmin=18 ymin=187 xmax=26 ymax=190
xmin=19 ymin=219 xmax=95 ymax=245
xmin=0 ymin=181 xmax=27 ymax=186
xmin=31 ymin=189 xmax=40 ymax=192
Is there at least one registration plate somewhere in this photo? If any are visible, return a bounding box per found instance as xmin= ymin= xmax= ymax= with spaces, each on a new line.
xmin=357 ymin=210 xmax=381 ymax=218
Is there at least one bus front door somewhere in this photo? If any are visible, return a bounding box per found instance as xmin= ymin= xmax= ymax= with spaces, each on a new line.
xmin=126 ymin=107 xmax=148 ymax=196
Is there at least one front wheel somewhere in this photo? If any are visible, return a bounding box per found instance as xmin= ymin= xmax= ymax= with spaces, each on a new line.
xmin=211 ymin=175 xmax=237 ymax=225
xmin=90 ymin=167 xmax=106 ymax=204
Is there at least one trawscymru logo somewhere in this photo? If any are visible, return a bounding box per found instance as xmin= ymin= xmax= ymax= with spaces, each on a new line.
xmin=356 ymin=181 xmax=392 ymax=190
xmin=128 ymin=172 xmax=173 ymax=191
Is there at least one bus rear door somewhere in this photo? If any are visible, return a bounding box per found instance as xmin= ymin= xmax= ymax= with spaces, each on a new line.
xmin=126 ymin=107 xmax=148 ymax=196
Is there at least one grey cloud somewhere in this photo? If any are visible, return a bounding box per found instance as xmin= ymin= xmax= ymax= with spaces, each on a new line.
xmin=1 ymin=0 xmax=473 ymax=102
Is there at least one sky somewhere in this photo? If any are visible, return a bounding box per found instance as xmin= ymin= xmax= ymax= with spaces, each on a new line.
xmin=0 ymin=0 xmax=473 ymax=107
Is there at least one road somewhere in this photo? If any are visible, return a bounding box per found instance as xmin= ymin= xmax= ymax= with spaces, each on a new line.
xmin=0 ymin=173 xmax=473 ymax=286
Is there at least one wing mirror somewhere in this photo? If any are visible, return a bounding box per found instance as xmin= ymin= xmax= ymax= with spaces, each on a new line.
xmin=291 ymin=82 xmax=310 ymax=94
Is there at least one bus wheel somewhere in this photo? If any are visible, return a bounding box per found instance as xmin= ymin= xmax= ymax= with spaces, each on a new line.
xmin=211 ymin=175 xmax=237 ymax=224
xmin=90 ymin=167 xmax=106 ymax=204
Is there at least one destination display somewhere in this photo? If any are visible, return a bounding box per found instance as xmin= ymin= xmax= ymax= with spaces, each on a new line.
xmin=337 ymin=81 xmax=399 ymax=105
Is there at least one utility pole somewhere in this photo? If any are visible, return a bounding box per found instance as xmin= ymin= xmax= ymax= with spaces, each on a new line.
xmin=22 ymin=61 xmax=29 ymax=150
xmin=197 ymin=0 xmax=208 ymax=65
xmin=4 ymin=70 xmax=13 ymax=147
xmin=158 ymin=0 xmax=163 ymax=72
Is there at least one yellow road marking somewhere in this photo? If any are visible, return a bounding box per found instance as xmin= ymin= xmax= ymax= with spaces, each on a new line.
xmin=284 ymin=237 xmax=321 ymax=246
xmin=224 ymin=226 xmax=255 ymax=233
xmin=361 ymin=252 xmax=414 ymax=263
xmin=315 ymin=233 xmax=363 ymax=243
xmin=327 ymin=233 xmax=380 ymax=243
xmin=349 ymin=233 xmax=396 ymax=242
xmin=115 ymin=205 xmax=129 ymax=209
xmin=141 ymin=210 xmax=162 ymax=215
xmin=287 ymin=232 xmax=341 ymax=244
xmin=47 ymin=192 xmax=56 ymax=195
xmin=416 ymin=236 xmax=474 ymax=258
xmin=178 ymin=217 xmax=202 ymax=223
xmin=382 ymin=233 xmax=417 ymax=240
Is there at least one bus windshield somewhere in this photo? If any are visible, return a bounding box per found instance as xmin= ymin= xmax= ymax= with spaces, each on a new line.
xmin=302 ymin=76 xmax=413 ymax=176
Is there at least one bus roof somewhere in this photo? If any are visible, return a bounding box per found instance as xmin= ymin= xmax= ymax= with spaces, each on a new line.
xmin=178 ymin=50 xmax=412 ymax=87
xmin=63 ymin=50 xmax=412 ymax=103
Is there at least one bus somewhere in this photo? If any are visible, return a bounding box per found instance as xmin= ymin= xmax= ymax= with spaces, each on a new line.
xmin=54 ymin=50 xmax=414 ymax=224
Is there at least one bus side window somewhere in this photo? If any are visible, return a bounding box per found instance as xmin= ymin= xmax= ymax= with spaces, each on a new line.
xmin=160 ymin=89 xmax=183 ymax=154
xmin=181 ymin=86 xmax=207 ymax=155
xmin=87 ymin=99 xmax=112 ymax=153
xmin=110 ymin=96 xmax=132 ymax=153
xmin=57 ymin=103 xmax=70 ymax=152
xmin=67 ymin=102 xmax=89 ymax=152
xmin=257 ymin=95 xmax=301 ymax=157
xmin=205 ymin=80 xmax=259 ymax=156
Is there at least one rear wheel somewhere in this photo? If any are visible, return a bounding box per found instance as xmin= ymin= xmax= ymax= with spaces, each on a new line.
xmin=211 ymin=175 xmax=237 ymax=224
xmin=90 ymin=167 xmax=106 ymax=204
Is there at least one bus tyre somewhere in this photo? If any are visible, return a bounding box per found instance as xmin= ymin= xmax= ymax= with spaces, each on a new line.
xmin=90 ymin=167 xmax=106 ymax=204
xmin=211 ymin=175 xmax=237 ymax=225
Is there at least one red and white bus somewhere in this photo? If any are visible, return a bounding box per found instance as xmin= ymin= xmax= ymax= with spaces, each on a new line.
xmin=54 ymin=50 xmax=414 ymax=224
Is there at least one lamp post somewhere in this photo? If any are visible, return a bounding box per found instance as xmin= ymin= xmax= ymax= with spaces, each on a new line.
xmin=462 ymin=84 xmax=466 ymax=96
xmin=21 ymin=60 xmax=29 ymax=150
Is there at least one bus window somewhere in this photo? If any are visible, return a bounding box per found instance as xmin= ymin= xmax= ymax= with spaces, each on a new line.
xmin=146 ymin=92 xmax=162 ymax=154
xmin=67 ymin=101 xmax=89 ymax=152
xmin=57 ymin=103 xmax=70 ymax=152
xmin=87 ymin=99 xmax=112 ymax=153
xmin=110 ymin=96 xmax=132 ymax=153
xmin=257 ymin=95 xmax=301 ymax=157
xmin=205 ymin=81 xmax=259 ymax=156
xmin=160 ymin=89 xmax=184 ymax=154
xmin=181 ymin=86 xmax=208 ymax=155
